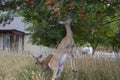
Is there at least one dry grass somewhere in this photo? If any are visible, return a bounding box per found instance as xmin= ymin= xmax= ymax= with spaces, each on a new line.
xmin=0 ymin=54 xmax=120 ymax=80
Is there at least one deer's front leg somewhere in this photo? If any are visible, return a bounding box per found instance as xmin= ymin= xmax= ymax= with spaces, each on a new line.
xmin=67 ymin=49 xmax=77 ymax=72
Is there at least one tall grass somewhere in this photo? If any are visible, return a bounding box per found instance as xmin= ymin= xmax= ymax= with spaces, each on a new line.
xmin=0 ymin=54 xmax=120 ymax=80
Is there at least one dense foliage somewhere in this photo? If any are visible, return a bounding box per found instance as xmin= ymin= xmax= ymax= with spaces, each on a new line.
xmin=1 ymin=0 xmax=120 ymax=52
xmin=0 ymin=0 xmax=23 ymax=25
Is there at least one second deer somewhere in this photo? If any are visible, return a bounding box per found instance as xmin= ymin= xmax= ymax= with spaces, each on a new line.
xmin=33 ymin=54 xmax=53 ymax=72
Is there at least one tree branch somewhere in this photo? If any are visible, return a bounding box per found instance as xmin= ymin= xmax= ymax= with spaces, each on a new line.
xmin=105 ymin=18 xmax=120 ymax=25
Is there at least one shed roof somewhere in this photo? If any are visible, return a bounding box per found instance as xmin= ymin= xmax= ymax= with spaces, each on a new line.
xmin=0 ymin=17 xmax=30 ymax=34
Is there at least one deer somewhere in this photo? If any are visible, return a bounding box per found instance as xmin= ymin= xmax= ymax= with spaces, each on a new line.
xmin=32 ymin=54 xmax=53 ymax=72
xmin=48 ymin=17 xmax=77 ymax=80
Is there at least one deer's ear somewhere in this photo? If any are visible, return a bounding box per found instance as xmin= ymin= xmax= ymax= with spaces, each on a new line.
xmin=66 ymin=18 xmax=72 ymax=23
xmin=32 ymin=55 xmax=35 ymax=58
xmin=39 ymin=55 xmax=43 ymax=58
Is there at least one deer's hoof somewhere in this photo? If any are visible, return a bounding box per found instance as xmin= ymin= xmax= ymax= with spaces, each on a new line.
xmin=72 ymin=69 xmax=77 ymax=72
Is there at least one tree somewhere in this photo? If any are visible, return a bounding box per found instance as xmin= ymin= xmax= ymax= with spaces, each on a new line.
xmin=1 ymin=0 xmax=120 ymax=53
xmin=109 ymin=26 xmax=120 ymax=52
xmin=20 ymin=0 xmax=120 ymax=49
xmin=0 ymin=0 xmax=23 ymax=25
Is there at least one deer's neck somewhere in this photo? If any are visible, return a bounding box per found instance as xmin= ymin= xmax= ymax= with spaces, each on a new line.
xmin=64 ymin=24 xmax=73 ymax=38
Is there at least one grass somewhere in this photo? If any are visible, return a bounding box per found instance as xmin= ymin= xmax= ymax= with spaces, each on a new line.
xmin=0 ymin=54 xmax=120 ymax=80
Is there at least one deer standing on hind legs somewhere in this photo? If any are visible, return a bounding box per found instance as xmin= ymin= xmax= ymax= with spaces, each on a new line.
xmin=48 ymin=18 xmax=77 ymax=80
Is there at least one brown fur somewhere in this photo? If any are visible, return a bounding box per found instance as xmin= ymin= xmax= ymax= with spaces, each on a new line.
xmin=33 ymin=54 xmax=53 ymax=72
xmin=48 ymin=18 xmax=77 ymax=80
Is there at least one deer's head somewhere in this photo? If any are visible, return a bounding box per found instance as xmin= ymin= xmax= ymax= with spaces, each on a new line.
xmin=58 ymin=17 xmax=72 ymax=25
xmin=32 ymin=55 xmax=43 ymax=65
xmin=32 ymin=54 xmax=53 ymax=72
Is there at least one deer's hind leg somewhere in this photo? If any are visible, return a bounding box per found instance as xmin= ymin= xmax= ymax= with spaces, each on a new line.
xmin=56 ymin=65 xmax=64 ymax=77
xmin=51 ymin=68 xmax=59 ymax=80
xmin=50 ymin=65 xmax=63 ymax=80
xmin=49 ymin=60 xmax=59 ymax=80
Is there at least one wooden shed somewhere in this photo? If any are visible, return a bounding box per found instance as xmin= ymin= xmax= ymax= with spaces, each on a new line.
xmin=0 ymin=17 xmax=26 ymax=53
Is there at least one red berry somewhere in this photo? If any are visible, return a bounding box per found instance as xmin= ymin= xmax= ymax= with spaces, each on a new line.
xmin=63 ymin=0 xmax=66 ymax=3
xmin=50 ymin=15 xmax=54 ymax=20
xmin=62 ymin=10 xmax=65 ymax=14
xmin=61 ymin=8 xmax=66 ymax=14
xmin=51 ymin=9 xmax=59 ymax=15
xmin=118 ymin=13 xmax=120 ymax=17
xmin=57 ymin=3 xmax=60 ymax=8
xmin=27 ymin=0 xmax=32 ymax=3
xmin=51 ymin=9 xmax=54 ymax=12
xmin=80 ymin=14 xmax=85 ymax=19
xmin=80 ymin=10 xmax=84 ymax=15
xmin=53 ymin=10 xmax=58 ymax=15
xmin=108 ymin=0 xmax=113 ymax=3
xmin=43 ymin=0 xmax=46 ymax=2
xmin=69 ymin=2 xmax=74 ymax=9
xmin=47 ymin=1 xmax=54 ymax=6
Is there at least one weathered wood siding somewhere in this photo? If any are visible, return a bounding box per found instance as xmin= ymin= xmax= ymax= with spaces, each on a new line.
xmin=0 ymin=33 xmax=3 ymax=51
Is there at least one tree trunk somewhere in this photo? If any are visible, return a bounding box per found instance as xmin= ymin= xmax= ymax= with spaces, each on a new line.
xmin=92 ymin=44 xmax=98 ymax=56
